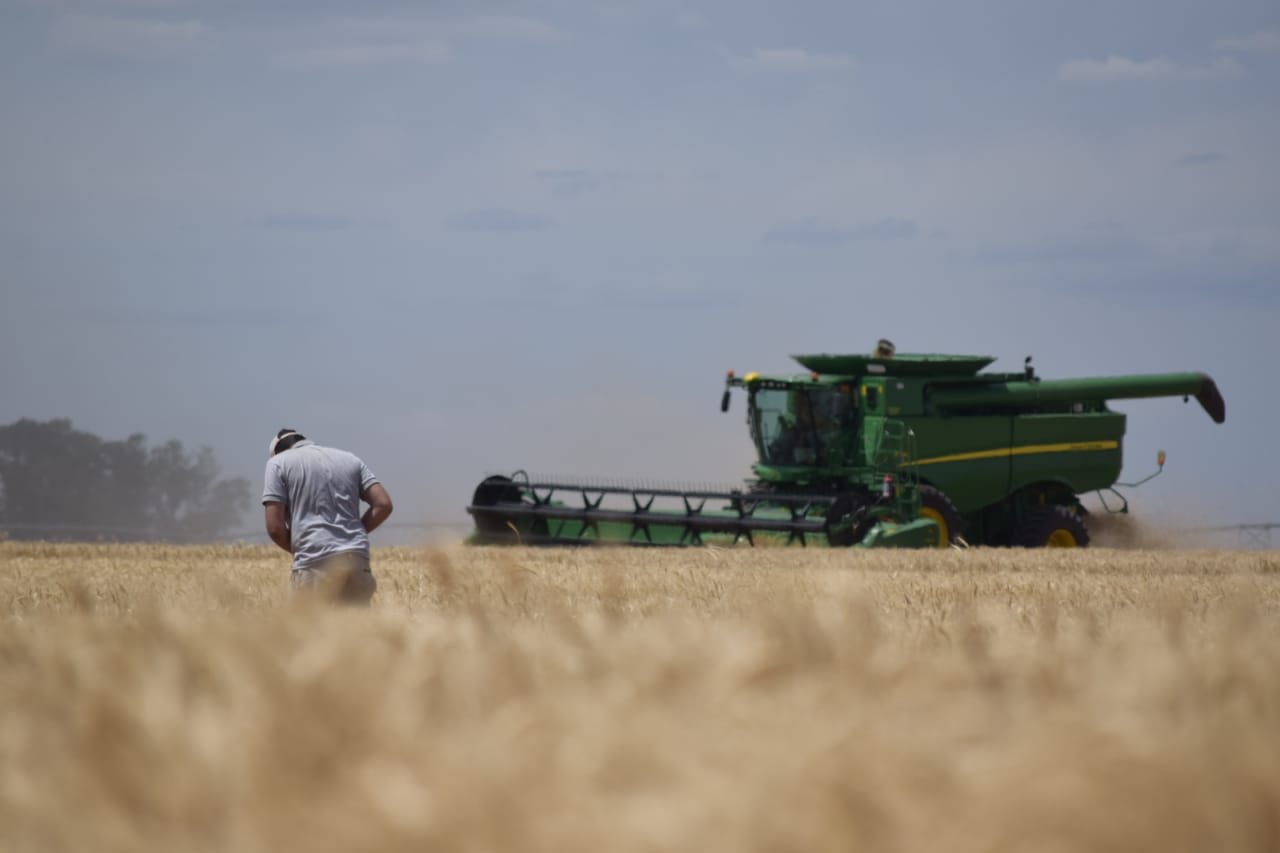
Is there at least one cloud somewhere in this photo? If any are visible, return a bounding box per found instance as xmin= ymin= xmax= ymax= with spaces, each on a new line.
xmin=449 ymin=209 xmax=552 ymax=232
xmin=495 ymin=271 xmax=738 ymax=312
xmin=21 ymin=0 xmax=185 ymax=7
xmin=1059 ymin=267 xmax=1280 ymax=309
xmin=68 ymin=305 xmax=313 ymax=328
xmin=975 ymin=233 xmax=1148 ymax=265
xmin=308 ymin=14 xmax=559 ymax=42
xmin=849 ymin=219 xmax=919 ymax=240
xmin=1213 ymin=29 xmax=1280 ymax=53
xmin=1056 ymin=55 xmax=1245 ymax=82
xmin=534 ymin=169 xmax=657 ymax=198
xmin=503 ymin=273 xmax=738 ymax=311
xmin=535 ymin=170 xmax=604 ymax=198
xmin=248 ymin=213 xmax=371 ymax=232
xmin=738 ymin=48 xmax=853 ymax=71
xmin=1175 ymin=152 xmax=1225 ymax=167
xmin=267 ymin=14 xmax=556 ymax=69
xmin=599 ymin=270 xmax=739 ymax=310
xmin=51 ymin=13 xmax=209 ymax=61
xmin=596 ymin=288 xmax=735 ymax=311
xmin=276 ymin=41 xmax=449 ymax=68
xmin=673 ymin=10 xmax=706 ymax=32
xmin=764 ymin=218 xmax=918 ymax=246
xmin=452 ymin=16 xmax=562 ymax=40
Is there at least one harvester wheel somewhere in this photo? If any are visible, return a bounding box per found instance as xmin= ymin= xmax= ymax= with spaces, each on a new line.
xmin=471 ymin=475 xmax=522 ymax=509
xmin=470 ymin=475 xmax=548 ymax=540
xmin=918 ymin=485 xmax=964 ymax=548
xmin=1013 ymin=505 xmax=1090 ymax=548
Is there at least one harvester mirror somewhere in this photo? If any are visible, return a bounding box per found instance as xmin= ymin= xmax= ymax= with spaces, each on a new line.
xmin=720 ymin=390 xmax=731 ymax=413
xmin=1117 ymin=448 xmax=1169 ymax=488
xmin=1024 ymin=356 xmax=1035 ymax=380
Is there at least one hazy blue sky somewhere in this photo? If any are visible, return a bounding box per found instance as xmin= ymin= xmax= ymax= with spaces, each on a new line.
xmin=2 ymin=0 xmax=1277 ymax=539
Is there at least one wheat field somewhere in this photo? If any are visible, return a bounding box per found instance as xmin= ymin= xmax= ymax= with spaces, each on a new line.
xmin=2 ymin=540 xmax=1278 ymax=853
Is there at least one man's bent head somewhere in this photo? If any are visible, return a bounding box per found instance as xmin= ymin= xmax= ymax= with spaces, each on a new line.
xmin=270 ymin=428 xmax=306 ymax=456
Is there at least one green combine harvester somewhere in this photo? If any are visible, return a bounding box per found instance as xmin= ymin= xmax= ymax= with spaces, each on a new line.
xmin=467 ymin=352 xmax=1225 ymax=548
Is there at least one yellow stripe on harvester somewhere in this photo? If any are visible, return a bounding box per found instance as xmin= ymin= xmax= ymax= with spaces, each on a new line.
xmin=912 ymin=440 xmax=1119 ymax=467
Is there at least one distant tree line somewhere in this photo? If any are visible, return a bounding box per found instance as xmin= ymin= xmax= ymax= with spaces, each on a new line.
xmin=0 ymin=418 xmax=250 ymax=542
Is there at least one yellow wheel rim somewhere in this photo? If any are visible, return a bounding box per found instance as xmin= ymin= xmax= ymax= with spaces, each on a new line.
xmin=1046 ymin=529 xmax=1079 ymax=548
xmin=919 ymin=507 xmax=949 ymax=548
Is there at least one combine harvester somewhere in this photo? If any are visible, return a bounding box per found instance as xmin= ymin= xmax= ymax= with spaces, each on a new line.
xmin=467 ymin=352 xmax=1225 ymax=549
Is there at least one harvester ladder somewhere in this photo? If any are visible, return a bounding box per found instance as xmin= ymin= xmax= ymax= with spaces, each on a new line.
xmin=873 ymin=420 xmax=916 ymax=480
xmin=873 ymin=419 xmax=922 ymax=516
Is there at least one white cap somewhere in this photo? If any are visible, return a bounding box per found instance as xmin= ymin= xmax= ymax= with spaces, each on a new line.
xmin=269 ymin=430 xmax=303 ymax=456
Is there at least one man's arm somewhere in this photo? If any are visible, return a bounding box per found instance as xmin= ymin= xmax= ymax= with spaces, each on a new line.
xmin=264 ymin=502 xmax=291 ymax=553
xmin=361 ymin=482 xmax=393 ymax=534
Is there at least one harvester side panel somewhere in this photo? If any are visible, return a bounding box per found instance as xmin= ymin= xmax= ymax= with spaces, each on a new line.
xmin=902 ymin=416 xmax=1015 ymax=514
xmin=1009 ymin=412 xmax=1126 ymax=497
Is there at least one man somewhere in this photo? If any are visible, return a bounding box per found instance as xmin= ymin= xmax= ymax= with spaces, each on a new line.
xmin=873 ymin=338 xmax=896 ymax=359
xmin=262 ymin=428 xmax=393 ymax=605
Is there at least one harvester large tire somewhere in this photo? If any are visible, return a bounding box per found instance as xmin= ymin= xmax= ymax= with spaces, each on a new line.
xmin=918 ymin=485 xmax=964 ymax=548
xmin=1012 ymin=505 xmax=1090 ymax=548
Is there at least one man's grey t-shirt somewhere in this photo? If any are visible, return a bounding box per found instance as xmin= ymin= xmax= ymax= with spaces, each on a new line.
xmin=262 ymin=441 xmax=379 ymax=570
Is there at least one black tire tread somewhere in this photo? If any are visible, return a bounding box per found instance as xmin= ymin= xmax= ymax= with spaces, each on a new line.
xmin=1012 ymin=504 xmax=1090 ymax=548
xmin=919 ymin=484 xmax=965 ymax=546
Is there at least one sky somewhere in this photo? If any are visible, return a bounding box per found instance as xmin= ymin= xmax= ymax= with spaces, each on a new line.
xmin=1 ymin=0 xmax=1277 ymax=541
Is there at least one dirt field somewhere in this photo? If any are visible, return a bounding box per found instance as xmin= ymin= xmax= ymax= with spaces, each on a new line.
xmin=2 ymin=541 xmax=1279 ymax=853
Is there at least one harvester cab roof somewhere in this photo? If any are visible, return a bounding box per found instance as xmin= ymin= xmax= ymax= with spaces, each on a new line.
xmin=792 ymin=352 xmax=997 ymax=377
xmin=724 ymin=353 xmax=998 ymax=387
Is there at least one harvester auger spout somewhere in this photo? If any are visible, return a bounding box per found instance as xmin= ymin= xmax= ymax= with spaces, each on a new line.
xmin=929 ymin=372 xmax=1226 ymax=424
xmin=465 ymin=350 xmax=1225 ymax=549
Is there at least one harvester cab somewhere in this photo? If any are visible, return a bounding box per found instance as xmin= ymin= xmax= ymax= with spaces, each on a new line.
xmin=726 ymin=372 xmax=857 ymax=469
xmin=727 ymin=371 xmax=878 ymax=478
xmin=467 ymin=350 xmax=1225 ymax=549
xmin=720 ymin=367 xmax=935 ymax=546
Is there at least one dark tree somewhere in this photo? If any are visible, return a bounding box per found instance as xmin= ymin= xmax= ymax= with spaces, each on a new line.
xmin=0 ymin=418 xmax=250 ymax=542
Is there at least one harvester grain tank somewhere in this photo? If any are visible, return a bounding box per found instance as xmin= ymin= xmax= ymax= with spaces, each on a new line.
xmin=467 ymin=352 xmax=1225 ymax=548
